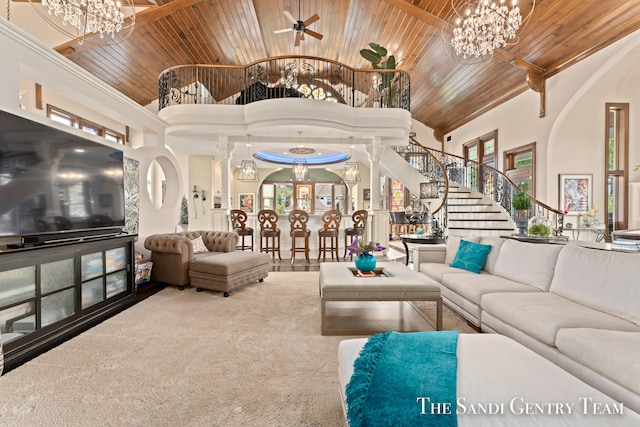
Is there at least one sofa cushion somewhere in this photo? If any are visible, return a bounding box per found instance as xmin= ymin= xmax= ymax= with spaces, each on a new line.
xmin=450 ymin=239 xmax=492 ymax=273
xmin=493 ymin=239 xmax=563 ymax=291
xmin=418 ymin=263 xmax=473 ymax=283
xmin=191 ymin=236 xmax=209 ymax=253
xmin=442 ymin=273 xmax=540 ymax=306
xmin=478 ymin=236 xmax=505 ymax=274
xmin=556 ymin=328 xmax=640 ymax=396
xmin=444 ymin=236 xmax=480 ymax=265
xmin=481 ymin=292 xmax=640 ymax=346
xmin=190 ymin=251 xmax=270 ymax=276
xmin=550 ymin=245 xmax=640 ymax=327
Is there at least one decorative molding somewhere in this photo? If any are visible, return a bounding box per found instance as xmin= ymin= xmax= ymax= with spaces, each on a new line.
xmin=0 ymin=19 xmax=165 ymax=129
xmin=513 ymin=58 xmax=547 ymax=118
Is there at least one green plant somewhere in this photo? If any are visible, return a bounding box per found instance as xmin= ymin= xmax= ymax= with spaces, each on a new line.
xmin=178 ymin=196 xmax=189 ymax=225
xmin=513 ymin=183 xmax=532 ymax=211
xmin=528 ymin=223 xmax=551 ymax=237
xmin=359 ymin=42 xmax=399 ymax=107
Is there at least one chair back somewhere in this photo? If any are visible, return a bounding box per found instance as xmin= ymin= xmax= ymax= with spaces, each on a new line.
xmin=230 ymin=209 xmax=248 ymax=231
xmin=409 ymin=211 xmax=428 ymax=225
xmin=351 ymin=210 xmax=368 ymax=230
xmin=289 ymin=209 xmax=309 ymax=232
xmin=257 ymin=210 xmax=279 ymax=232
xmin=320 ymin=209 xmax=342 ymax=231
xmin=390 ymin=211 xmax=409 ymax=225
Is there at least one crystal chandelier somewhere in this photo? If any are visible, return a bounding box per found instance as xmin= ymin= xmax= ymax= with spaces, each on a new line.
xmin=31 ymin=0 xmax=136 ymax=44
xmin=444 ymin=0 xmax=535 ymax=62
xmin=291 ymin=159 xmax=309 ymax=182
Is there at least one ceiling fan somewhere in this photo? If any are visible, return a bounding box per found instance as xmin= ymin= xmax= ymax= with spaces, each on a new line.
xmin=274 ymin=0 xmax=323 ymax=47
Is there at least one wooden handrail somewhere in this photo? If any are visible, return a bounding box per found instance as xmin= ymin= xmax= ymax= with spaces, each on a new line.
xmin=409 ymin=136 xmax=564 ymax=217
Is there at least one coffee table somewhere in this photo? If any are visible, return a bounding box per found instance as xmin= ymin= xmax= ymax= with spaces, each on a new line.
xmin=319 ymin=262 xmax=442 ymax=336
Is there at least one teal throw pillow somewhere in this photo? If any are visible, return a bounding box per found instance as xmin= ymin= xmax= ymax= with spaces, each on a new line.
xmin=450 ymin=239 xmax=492 ymax=274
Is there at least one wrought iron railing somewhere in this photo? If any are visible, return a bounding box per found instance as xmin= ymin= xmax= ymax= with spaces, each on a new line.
xmin=158 ymin=56 xmax=410 ymax=112
xmin=394 ymin=138 xmax=566 ymax=235
xmin=390 ymin=142 xmax=450 ymax=232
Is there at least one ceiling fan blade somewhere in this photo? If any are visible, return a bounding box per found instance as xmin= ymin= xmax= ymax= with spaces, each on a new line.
xmin=302 ymin=14 xmax=320 ymax=27
xmin=283 ymin=10 xmax=297 ymax=25
xmin=304 ymin=29 xmax=324 ymax=40
xmin=294 ymin=32 xmax=302 ymax=47
xmin=274 ymin=28 xmax=294 ymax=34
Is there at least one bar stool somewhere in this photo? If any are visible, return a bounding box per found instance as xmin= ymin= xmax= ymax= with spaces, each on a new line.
xmin=288 ymin=209 xmax=311 ymax=263
xmin=389 ymin=211 xmax=410 ymax=240
xmin=318 ymin=209 xmax=342 ymax=261
xmin=343 ymin=209 xmax=368 ymax=259
xmin=230 ymin=209 xmax=253 ymax=251
xmin=257 ymin=209 xmax=281 ymax=260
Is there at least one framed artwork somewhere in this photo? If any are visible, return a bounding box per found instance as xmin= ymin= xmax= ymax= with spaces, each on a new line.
xmin=238 ymin=193 xmax=254 ymax=213
xmin=559 ymin=174 xmax=592 ymax=214
xmin=363 ymin=188 xmax=371 ymax=201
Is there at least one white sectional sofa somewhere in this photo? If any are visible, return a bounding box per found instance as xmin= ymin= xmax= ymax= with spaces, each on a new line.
xmin=413 ymin=237 xmax=640 ymax=413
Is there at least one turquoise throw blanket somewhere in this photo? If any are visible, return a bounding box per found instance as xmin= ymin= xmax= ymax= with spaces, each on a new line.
xmin=345 ymin=331 xmax=459 ymax=427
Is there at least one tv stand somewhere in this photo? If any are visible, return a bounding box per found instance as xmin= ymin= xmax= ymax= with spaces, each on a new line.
xmin=0 ymin=234 xmax=136 ymax=373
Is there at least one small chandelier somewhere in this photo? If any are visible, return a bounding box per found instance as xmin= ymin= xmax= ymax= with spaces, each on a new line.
xmin=443 ymin=0 xmax=535 ymax=63
xmin=237 ymin=136 xmax=259 ymax=182
xmin=342 ymin=162 xmax=361 ymax=184
xmin=31 ymin=0 xmax=136 ymax=45
xmin=291 ymin=159 xmax=309 ymax=182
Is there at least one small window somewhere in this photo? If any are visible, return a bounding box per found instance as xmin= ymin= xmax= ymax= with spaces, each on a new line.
xmin=105 ymin=130 xmax=124 ymax=144
xmin=47 ymin=105 xmax=125 ymax=145
xmin=48 ymin=106 xmax=77 ymax=127
xmin=80 ymin=121 xmax=102 ymax=136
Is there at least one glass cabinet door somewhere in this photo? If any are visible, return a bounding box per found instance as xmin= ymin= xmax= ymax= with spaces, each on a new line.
xmin=41 ymin=258 xmax=76 ymax=327
xmin=0 ymin=265 xmax=37 ymax=344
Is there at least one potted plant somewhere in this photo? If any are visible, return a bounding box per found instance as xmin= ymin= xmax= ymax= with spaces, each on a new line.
xmin=347 ymin=237 xmax=386 ymax=273
xmin=513 ymin=184 xmax=531 ymax=235
xmin=177 ymin=196 xmax=189 ymax=231
xmin=360 ymin=42 xmax=399 ymax=107
xmin=528 ymin=223 xmax=551 ymax=237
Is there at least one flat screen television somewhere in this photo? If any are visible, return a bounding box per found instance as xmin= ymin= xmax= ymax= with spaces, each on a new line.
xmin=0 ymin=109 xmax=125 ymax=243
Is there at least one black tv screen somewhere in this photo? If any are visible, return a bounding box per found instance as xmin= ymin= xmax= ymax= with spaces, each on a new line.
xmin=0 ymin=110 xmax=125 ymax=240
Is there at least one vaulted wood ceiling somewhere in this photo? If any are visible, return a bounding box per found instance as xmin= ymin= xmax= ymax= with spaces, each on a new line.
xmin=50 ymin=0 xmax=640 ymax=139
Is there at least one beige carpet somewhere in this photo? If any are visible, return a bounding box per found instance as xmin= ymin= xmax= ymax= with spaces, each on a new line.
xmin=0 ymin=271 xmax=474 ymax=427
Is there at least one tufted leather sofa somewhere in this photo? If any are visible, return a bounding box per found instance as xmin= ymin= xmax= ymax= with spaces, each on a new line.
xmin=144 ymin=231 xmax=238 ymax=288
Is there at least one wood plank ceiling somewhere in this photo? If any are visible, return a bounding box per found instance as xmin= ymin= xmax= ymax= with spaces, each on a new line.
xmin=50 ymin=0 xmax=640 ymax=140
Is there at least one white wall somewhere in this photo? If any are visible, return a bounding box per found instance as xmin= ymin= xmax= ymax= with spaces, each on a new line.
xmin=0 ymin=19 xmax=183 ymax=246
xmin=442 ymin=30 xmax=640 ymax=225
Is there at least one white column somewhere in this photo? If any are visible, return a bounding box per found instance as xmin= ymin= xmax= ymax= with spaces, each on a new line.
xmin=210 ymin=136 xmax=234 ymax=231
xmin=364 ymin=139 xmax=389 ymax=250
xmin=371 ymin=209 xmax=390 ymax=254
xmin=364 ymin=138 xmax=385 ymax=210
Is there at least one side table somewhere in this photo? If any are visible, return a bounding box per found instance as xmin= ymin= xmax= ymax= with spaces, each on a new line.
xmin=400 ymin=234 xmax=446 ymax=265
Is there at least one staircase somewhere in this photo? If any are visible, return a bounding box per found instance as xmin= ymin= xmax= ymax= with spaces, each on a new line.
xmin=446 ymin=185 xmax=516 ymax=237
xmin=388 ymin=139 xmax=565 ymax=238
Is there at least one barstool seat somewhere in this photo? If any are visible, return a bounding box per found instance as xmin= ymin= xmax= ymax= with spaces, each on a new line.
xmin=318 ymin=209 xmax=341 ymax=261
xmin=289 ymin=209 xmax=311 ymax=263
xmin=344 ymin=210 xmax=368 ymax=259
xmin=230 ymin=209 xmax=254 ymax=251
xmin=258 ymin=209 xmax=281 ymax=260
